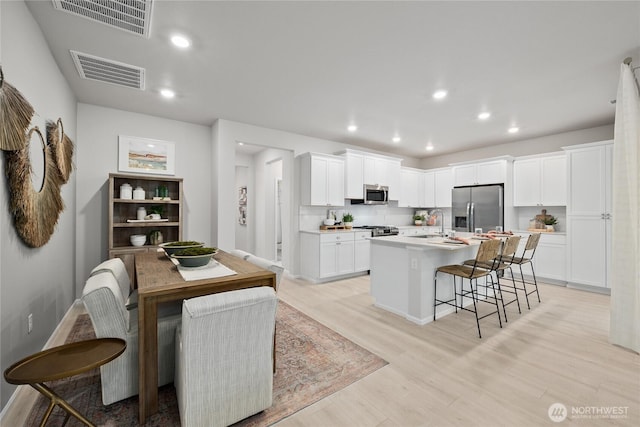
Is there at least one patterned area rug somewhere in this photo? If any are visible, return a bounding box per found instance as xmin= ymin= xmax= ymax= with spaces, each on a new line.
xmin=25 ymin=301 xmax=387 ymax=426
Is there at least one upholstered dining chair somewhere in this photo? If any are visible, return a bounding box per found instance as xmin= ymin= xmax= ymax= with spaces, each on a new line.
xmin=245 ymin=255 xmax=284 ymax=290
xmin=81 ymin=272 xmax=181 ymax=405
xmin=433 ymin=238 xmax=503 ymax=338
xmin=229 ymin=249 xmax=252 ymax=260
xmin=175 ymin=287 xmax=278 ymax=427
xmin=90 ymin=257 xmax=137 ymax=309
xmin=510 ymin=232 xmax=542 ymax=309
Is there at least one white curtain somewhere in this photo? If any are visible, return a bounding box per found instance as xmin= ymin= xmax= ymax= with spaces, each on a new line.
xmin=610 ymin=62 xmax=640 ymax=353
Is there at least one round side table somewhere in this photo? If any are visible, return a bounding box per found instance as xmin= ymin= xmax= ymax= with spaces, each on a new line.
xmin=4 ymin=337 xmax=126 ymax=427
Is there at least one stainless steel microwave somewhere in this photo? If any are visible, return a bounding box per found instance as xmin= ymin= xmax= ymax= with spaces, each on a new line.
xmin=352 ymin=184 xmax=389 ymax=205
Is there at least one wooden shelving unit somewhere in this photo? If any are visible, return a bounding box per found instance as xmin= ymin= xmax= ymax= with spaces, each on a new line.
xmin=108 ymin=173 xmax=183 ymax=285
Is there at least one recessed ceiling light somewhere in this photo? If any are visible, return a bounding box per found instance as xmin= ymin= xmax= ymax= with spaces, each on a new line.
xmin=432 ymin=90 xmax=448 ymax=100
xmin=160 ymin=89 xmax=175 ymax=99
xmin=171 ymin=34 xmax=191 ymax=48
xmin=238 ymin=142 xmax=244 ymax=146
xmin=478 ymin=112 xmax=491 ymax=120
xmin=508 ymin=126 xmax=520 ymax=134
xmin=347 ymin=124 xmax=358 ymax=132
xmin=392 ymin=136 xmax=401 ymax=143
xmin=426 ymin=144 xmax=434 ymax=151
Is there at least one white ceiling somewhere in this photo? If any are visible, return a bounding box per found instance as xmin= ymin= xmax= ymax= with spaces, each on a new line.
xmin=25 ymin=1 xmax=640 ymax=158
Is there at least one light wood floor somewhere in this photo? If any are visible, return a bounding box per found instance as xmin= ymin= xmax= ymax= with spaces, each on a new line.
xmin=3 ymin=275 xmax=639 ymax=426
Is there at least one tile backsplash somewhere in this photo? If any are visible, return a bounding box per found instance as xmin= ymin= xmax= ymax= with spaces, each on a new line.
xmin=299 ymin=202 xmax=452 ymax=230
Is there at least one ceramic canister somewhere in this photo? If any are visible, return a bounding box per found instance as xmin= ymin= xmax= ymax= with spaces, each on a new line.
xmin=120 ymin=183 xmax=132 ymax=199
xmin=137 ymin=207 xmax=147 ymax=220
xmin=133 ymin=186 xmax=146 ymax=200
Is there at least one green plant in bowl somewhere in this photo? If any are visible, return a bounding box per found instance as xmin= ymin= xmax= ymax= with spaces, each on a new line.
xmin=171 ymin=247 xmax=218 ymax=267
xmin=159 ymin=241 xmax=204 ymax=256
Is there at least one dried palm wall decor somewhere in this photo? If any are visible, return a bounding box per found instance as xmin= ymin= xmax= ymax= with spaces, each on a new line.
xmin=4 ymin=127 xmax=64 ymax=247
xmin=0 ymin=66 xmax=34 ymax=151
xmin=1 ymin=69 xmax=74 ymax=247
xmin=47 ymin=118 xmax=74 ymax=183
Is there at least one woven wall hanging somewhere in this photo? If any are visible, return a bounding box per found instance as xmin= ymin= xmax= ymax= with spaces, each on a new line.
xmin=0 ymin=66 xmax=34 ymax=151
xmin=47 ymin=118 xmax=74 ymax=183
xmin=4 ymin=127 xmax=64 ymax=248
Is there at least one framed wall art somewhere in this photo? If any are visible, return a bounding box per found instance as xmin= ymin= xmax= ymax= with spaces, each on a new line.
xmin=118 ymin=135 xmax=175 ymax=175
xmin=238 ymin=186 xmax=247 ymax=225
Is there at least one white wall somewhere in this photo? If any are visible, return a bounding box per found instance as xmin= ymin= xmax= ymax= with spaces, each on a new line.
xmin=420 ymin=125 xmax=614 ymax=169
xmin=0 ymin=0 xmax=77 ymax=409
xmin=75 ymin=104 xmax=213 ymax=295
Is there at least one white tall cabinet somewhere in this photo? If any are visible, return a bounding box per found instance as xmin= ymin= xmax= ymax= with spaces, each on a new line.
xmin=565 ymin=141 xmax=613 ymax=290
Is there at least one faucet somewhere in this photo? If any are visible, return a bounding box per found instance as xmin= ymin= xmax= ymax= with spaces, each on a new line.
xmin=430 ymin=209 xmax=445 ymax=236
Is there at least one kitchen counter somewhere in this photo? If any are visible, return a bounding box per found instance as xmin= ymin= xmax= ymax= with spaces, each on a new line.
xmin=369 ymin=234 xmax=482 ymax=324
xmin=299 ymin=229 xmax=358 ymax=235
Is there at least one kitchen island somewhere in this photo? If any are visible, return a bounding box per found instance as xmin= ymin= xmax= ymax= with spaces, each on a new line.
xmin=369 ymin=234 xmax=482 ymax=324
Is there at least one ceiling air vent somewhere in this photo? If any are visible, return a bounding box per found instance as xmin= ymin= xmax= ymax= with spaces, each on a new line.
xmin=52 ymin=0 xmax=154 ymax=38
xmin=70 ymin=50 xmax=145 ymax=90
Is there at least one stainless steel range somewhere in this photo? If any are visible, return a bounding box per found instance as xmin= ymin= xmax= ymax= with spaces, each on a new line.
xmin=354 ymin=225 xmax=399 ymax=237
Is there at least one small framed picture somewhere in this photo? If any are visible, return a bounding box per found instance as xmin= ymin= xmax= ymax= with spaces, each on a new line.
xmin=118 ymin=135 xmax=175 ymax=175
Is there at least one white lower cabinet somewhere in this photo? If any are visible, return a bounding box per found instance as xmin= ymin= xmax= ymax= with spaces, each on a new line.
xmin=354 ymin=231 xmax=371 ymax=272
xmin=514 ymin=232 xmax=566 ymax=282
xmin=300 ymin=230 xmax=371 ymax=282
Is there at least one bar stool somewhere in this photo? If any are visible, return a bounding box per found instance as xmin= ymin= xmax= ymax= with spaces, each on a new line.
xmin=463 ymin=235 xmax=522 ymax=322
xmin=433 ymin=239 xmax=502 ymax=338
xmin=510 ymin=233 xmax=542 ymax=309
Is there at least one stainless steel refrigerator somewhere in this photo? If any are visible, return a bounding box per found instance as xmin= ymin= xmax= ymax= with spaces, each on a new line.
xmin=452 ymin=184 xmax=504 ymax=232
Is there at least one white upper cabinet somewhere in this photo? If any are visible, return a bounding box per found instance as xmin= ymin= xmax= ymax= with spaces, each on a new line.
xmin=398 ymin=167 xmax=452 ymax=208
xmin=567 ymin=144 xmax=612 ymax=216
xmin=338 ymin=149 xmax=402 ymax=200
xmin=399 ymin=168 xmax=424 ymax=208
xmin=433 ymin=168 xmax=453 ymax=207
xmin=343 ymin=151 xmax=364 ymax=199
xmin=453 ymin=159 xmax=507 ymax=186
xmin=386 ymin=158 xmax=402 ymax=200
xmin=513 ymin=154 xmax=566 ymax=206
xmin=423 ymin=171 xmax=435 ymax=208
xmin=300 ymin=153 xmax=345 ymax=206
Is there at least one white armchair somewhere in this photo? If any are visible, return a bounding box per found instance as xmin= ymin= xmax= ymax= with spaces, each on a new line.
xmin=175 ymin=287 xmax=278 ymax=427
xmin=81 ymin=272 xmax=181 ymax=405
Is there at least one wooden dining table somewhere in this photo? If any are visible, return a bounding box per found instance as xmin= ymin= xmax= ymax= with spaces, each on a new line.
xmin=135 ymin=250 xmax=276 ymax=424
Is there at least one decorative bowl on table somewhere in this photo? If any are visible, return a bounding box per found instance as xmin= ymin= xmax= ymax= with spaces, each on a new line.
xmin=130 ymin=234 xmax=146 ymax=246
xmin=171 ymin=247 xmax=218 ymax=268
xmin=159 ymin=241 xmax=204 ymax=256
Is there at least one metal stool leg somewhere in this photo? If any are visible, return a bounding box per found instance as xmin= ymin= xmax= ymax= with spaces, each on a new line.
xmin=518 ymin=263 xmax=532 ymax=310
xmin=529 ymin=262 xmax=541 ymax=303
xmin=470 ymin=279 xmax=482 ymax=338
xmin=489 ymin=275 xmax=503 ymax=328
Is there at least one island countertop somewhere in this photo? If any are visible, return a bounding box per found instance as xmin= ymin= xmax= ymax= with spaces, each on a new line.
xmin=369 ymin=233 xmax=482 ymax=250
xmin=368 ymin=233 xmax=485 ymax=325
